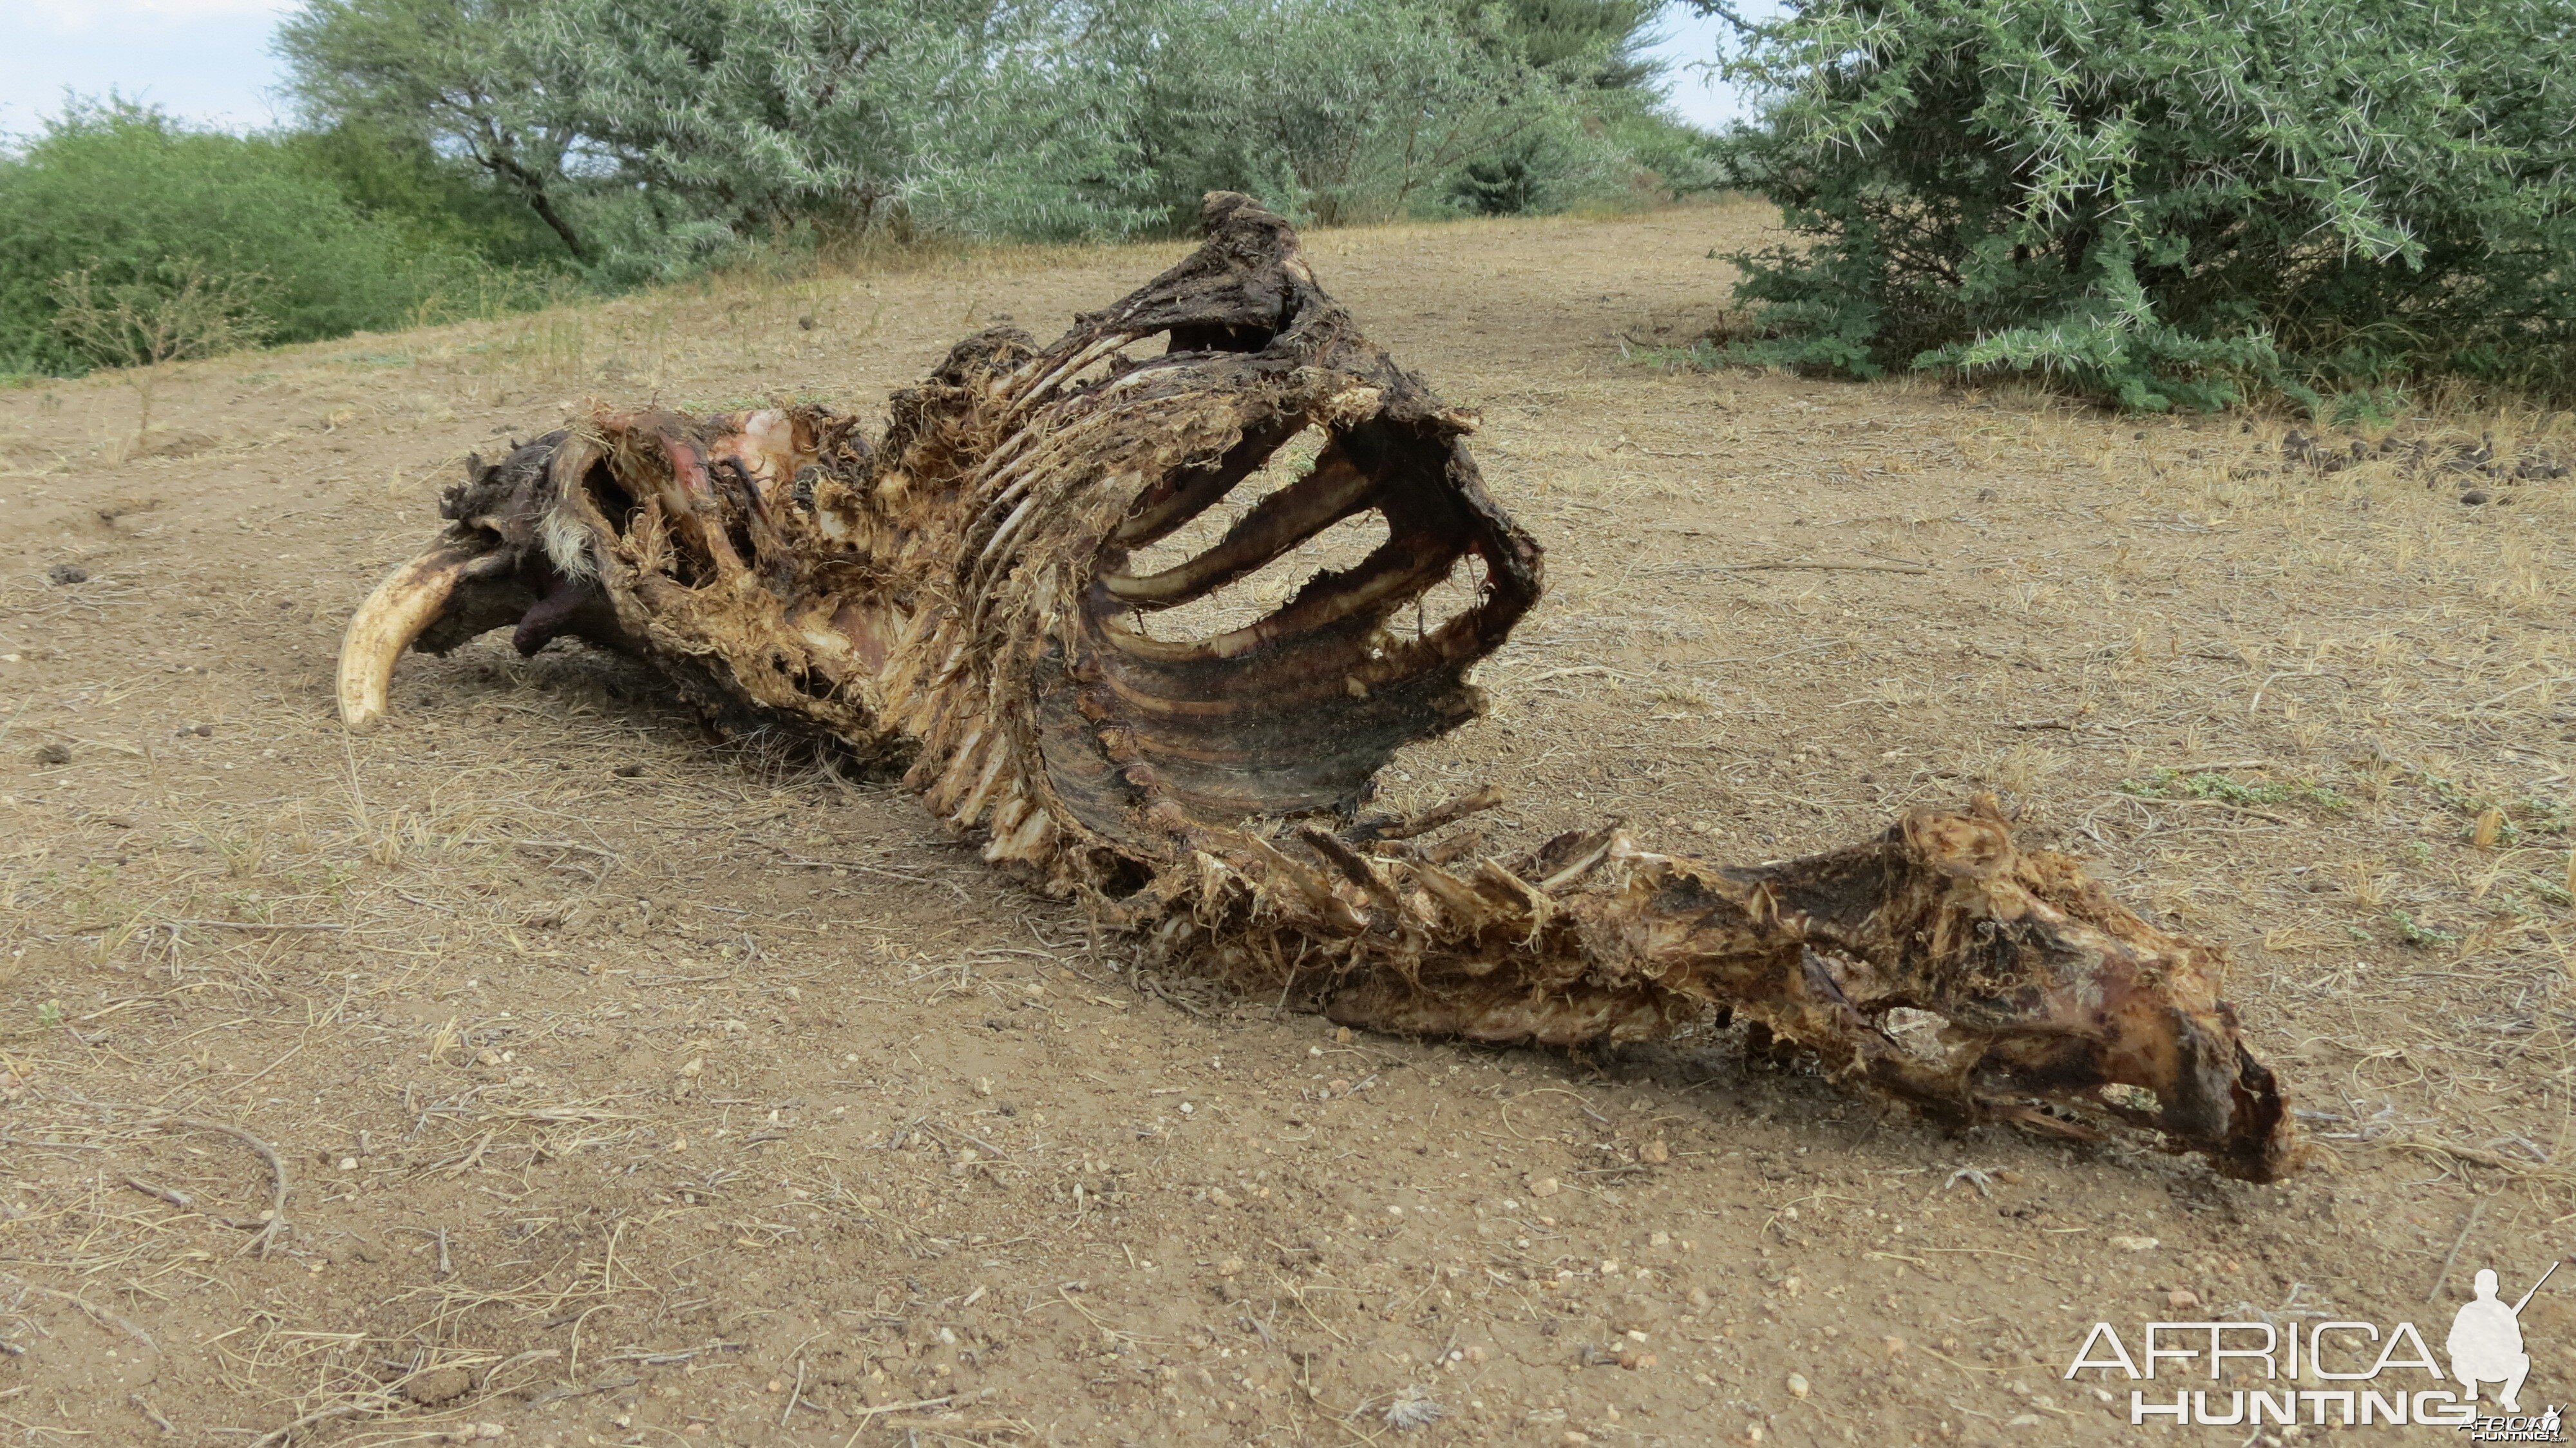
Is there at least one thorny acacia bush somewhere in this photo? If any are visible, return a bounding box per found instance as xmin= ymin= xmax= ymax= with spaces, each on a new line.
xmin=1701 ymin=0 xmax=2576 ymax=414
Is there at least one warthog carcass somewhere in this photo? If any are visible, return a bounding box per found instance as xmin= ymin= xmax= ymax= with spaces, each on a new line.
xmin=338 ymin=193 xmax=2297 ymax=1181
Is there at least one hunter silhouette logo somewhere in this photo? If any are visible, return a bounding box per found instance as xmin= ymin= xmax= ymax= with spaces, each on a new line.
xmin=2065 ymin=1256 xmax=2568 ymax=1433
xmin=2450 ymin=1262 xmax=2552 ymax=1413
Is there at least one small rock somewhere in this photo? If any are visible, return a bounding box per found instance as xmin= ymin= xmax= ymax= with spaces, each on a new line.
xmin=1638 ymin=1138 xmax=1670 ymax=1165
xmin=2108 ymin=1234 xmax=2159 ymax=1252
xmin=475 ymin=1049 xmax=502 ymax=1067
xmin=45 ymin=563 xmax=88 ymax=586
xmin=797 ymin=313 xmax=817 ymax=331
xmin=2005 ymin=1413 xmax=2041 ymax=1428
xmin=2461 ymin=489 xmax=2490 ymax=506
xmin=34 ymin=743 xmax=71 ymax=767
xmin=1217 ymin=1257 xmax=1244 ymax=1276
xmin=1530 ymin=1177 xmax=1560 ymax=1198
xmin=403 ymin=1366 xmax=472 ymax=1405
xmin=614 ymin=763 xmax=647 ymax=777
xmin=2167 ymin=1288 xmax=2201 ymax=1309
xmin=1786 ymin=1371 xmax=1810 ymax=1400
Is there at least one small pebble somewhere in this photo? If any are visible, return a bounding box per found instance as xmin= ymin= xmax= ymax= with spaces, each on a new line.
xmin=2167 ymin=1288 xmax=2201 ymax=1309
xmin=1530 ymin=1177 xmax=1559 ymax=1197
xmin=1639 ymin=1138 xmax=1670 ymax=1165
xmin=45 ymin=563 xmax=88 ymax=586
xmin=1786 ymin=1371 xmax=1810 ymax=1400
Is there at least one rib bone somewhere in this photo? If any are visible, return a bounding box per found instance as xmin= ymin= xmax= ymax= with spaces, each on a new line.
xmin=333 ymin=193 xmax=2299 ymax=1181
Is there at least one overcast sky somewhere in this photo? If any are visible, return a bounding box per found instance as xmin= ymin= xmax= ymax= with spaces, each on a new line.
xmin=7 ymin=0 xmax=1748 ymax=140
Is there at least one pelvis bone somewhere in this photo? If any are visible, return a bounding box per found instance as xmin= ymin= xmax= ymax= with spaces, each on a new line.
xmin=339 ymin=193 xmax=2297 ymax=1182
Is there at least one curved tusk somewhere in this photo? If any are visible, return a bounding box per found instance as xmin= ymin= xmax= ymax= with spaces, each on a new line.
xmin=337 ymin=538 xmax=488 ymax=730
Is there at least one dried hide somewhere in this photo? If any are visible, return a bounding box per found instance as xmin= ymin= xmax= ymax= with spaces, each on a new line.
xmin=338 ymin=193 xmax=2296 ymax=1182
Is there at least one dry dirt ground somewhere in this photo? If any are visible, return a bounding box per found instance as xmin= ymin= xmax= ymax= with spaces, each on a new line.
xmin=3 ymin=202 xmax=2574 ymax=1448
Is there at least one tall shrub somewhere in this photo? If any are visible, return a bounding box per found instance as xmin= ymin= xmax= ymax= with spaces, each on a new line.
xmin=1704 ymin=0 xmax=2576 ymax=412
xmin=278 ymin=0 xmax=600 ymax=260
xmin=1112 ymin=0 xmax=1640 ymax=227
xmin=0 ymin=101 xmax=498 ymax=376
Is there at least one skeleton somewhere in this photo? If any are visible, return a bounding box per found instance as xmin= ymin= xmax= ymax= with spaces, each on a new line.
xmin=337 ymin=193 xmax=2298 ymax=1181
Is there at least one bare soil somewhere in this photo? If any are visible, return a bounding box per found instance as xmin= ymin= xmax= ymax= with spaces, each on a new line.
xmin=3 ymin=202 xmax=2573 ymax=1447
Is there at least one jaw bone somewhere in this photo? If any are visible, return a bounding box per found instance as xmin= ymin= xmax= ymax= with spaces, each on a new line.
xmin=337 ymin=192 xmax=2298 ymax=1182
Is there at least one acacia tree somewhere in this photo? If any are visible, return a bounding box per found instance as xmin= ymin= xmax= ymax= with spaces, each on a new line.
xmin=524 ymin=0 xmax=1152 ymax=238
xmin=282 ymin=0 xmax=1156 ymax=251
xmin=278 ymin=0 xmax=598 ymax=262
xmin=1107 ymin=0 xmax=1631 ymax=227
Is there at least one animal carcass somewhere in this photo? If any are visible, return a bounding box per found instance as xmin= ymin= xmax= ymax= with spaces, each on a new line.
xmin=338 ymin=194 xmax=2295 ymax=1181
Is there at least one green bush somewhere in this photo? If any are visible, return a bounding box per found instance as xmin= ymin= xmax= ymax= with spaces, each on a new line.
xmin=1701 ymin=0 xmax=2576 ymax=411
xmin=1111 ymin=0 xmax=1700 ymax=228
xmin=281 ymin=0 xmax=1710 ymax=258
xmin=0 ymin=100 xmax=536 ymax=376
xmin=285 ymin=119 xmax=569 ymax=269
